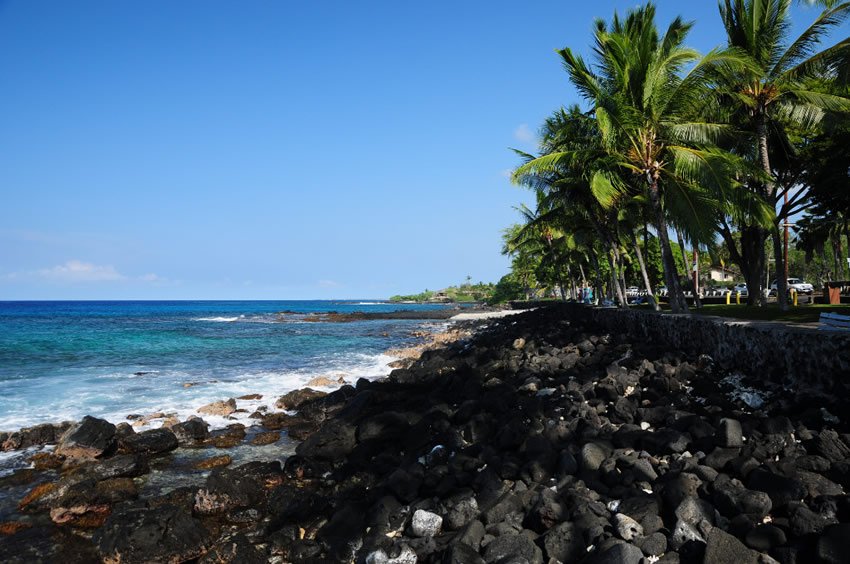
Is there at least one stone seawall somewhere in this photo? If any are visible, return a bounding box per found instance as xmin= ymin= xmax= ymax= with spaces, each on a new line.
xmin=559 ymin=304 xmax=850 ymax=399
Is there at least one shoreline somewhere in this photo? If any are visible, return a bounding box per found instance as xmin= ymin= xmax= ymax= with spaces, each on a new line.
xmin=5 ymin=304 xmax=845 ymax=562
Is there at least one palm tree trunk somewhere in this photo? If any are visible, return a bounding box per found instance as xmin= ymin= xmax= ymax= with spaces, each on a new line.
xmin=757 ymin=117 xmax=783 ymax=307
xmin=648 ymin=178 xmax=688 ymax=313
xmin=611 ymin=245 xmax=629 ymax=308
xmin=632 ymin=231 xmax=659 ymax=311
xmin=606 ymin=249 xmax=628 ymax=308
xmin=676 ymin=229 xmax=689 ymax=275
xmin=771 ymin=226 xmax=788 ymax=311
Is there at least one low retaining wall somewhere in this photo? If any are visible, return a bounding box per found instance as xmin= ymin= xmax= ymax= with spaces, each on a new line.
xmin=559 ymin=304 xmax=850 ymax=399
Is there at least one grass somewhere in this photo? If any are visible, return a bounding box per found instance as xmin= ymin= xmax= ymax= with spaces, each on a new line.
xmin=687 ymin=303 xmax=850 ymax=323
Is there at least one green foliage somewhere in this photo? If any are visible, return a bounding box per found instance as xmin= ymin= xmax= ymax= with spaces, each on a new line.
xmin=488 ymin=273 xmax=527 ymax=304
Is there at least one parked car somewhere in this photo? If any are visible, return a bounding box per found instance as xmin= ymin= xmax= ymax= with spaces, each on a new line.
xmin=770 ymin=278 xmax=814 ymax=294
xmin=626 ymin=286 xmax=640 ymax=295
xmin=732 ymin=283 xmax=748 ymax=295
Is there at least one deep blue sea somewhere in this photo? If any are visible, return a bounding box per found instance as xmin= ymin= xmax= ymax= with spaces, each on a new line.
xmin=0 ymin=300 xmax=450 ymax=433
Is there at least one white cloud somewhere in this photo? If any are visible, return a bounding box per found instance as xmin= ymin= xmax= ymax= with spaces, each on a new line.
xmin=1 ymin=260 xmax=165 ymax=284
xmin=318 ymin=279 xmax=341 ymax=288
xmin=500 ymin=169 xmax=513 ymax=179
xmin=514 ymin=123 xmax=534 ymax=143
xmin=38 ymin=260 xmax=125 ymax=282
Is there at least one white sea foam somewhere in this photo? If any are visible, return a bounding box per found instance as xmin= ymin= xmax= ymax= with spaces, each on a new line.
xmin=194 ymin=316 xmax=244 ymax=322
xmin=355 ymin=302 xmax=388 ymax=305
xmin=0 ymin=353 xmax=398 ymax=433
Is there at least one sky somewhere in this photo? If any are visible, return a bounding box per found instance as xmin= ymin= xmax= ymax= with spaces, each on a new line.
xmin=0 ymin=1 xmax=842 ymax=300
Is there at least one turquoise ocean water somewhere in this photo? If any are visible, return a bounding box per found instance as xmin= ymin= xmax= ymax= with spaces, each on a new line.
xmin=0 ymin=300 xmax=449 ymax=433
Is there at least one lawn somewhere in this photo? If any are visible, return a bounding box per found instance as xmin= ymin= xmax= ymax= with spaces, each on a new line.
xmin=689 ymin=303 xmax=850 ymax=323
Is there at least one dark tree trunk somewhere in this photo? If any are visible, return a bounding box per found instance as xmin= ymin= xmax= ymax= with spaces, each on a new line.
xmin=648 ymin=179 xmax=688 ymax=313
xmin=632 ymin=230 xmax=659 ymax=311
xmin=771 ymin=226 xmax=788 ymax=311
xmin=740 ymin=225 xmax=768 ymax=306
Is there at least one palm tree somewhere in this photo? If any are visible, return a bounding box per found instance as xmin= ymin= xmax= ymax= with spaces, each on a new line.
xmin=512 ymin=106 xmax=633 ymax=308
xmin=715 ymin=0 xmax=850 ymax=308
xmin=554 ymin=4 xmax=750 ymax=313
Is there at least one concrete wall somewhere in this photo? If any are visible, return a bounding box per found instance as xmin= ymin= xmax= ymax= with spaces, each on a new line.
xmin=560 ymin=305 xmax=850 ymax=399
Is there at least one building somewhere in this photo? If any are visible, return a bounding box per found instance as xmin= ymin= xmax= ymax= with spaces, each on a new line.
xmin=708 ymin=265 xmax=736 ymax=283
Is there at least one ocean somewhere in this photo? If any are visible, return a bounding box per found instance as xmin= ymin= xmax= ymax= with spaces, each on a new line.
xmin=0 ymin=300 xmax=450 ymax=433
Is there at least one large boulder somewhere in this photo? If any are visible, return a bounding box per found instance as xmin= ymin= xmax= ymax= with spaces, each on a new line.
xmin=119 ymin=428 xmax=177 ymax=456
xmin=294 ymin=420 xmax=356 ymax=461
xmin=197 ymin=398 xmax=236 ymax=417
xmin=94 ymin=505 xmax=210 ymax=564
xmin=194 ymin=461 xmax=282 ymax=515
xmin=55 ymin=416 xmax=117 ymax=460
xmin=171 ymin=418 xmax=209 ymax=445
xmin=275 ymin=388 xmax=327 ymax=411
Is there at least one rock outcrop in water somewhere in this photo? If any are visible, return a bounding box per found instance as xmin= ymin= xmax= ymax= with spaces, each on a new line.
xmin=2 ymin=304 xmax=850 ymax=563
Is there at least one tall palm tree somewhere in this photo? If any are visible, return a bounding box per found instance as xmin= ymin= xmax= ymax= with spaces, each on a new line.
xmin=554 ymin=4 xmax=749 ymax=313
xmin=512 ymin=106 xmax=632 ymax=308
xmin=716 ymin=0 xmax=850 ymax=307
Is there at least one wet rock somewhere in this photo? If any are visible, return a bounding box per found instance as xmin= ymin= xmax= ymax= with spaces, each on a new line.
xmin=198 ymin=533 xmax=266 ymax=564
xmin=94 ymin=504 xmax=210 ymax=564
xmin=171 ymin=418 xmax=209 ymax=444
xmin=77 ymin=454 xmax=149 ymax=480
xmin=197 ymin=398 xmax=237 ymax=417
xmin=237 ymin=393 xmax=263 ymax=400
xmin=249 ymin=431 xmax=280 ymax=446
xmin=193 ymin=455 xmax=232 ymax=470
xmin=55 ymin=416 xmax=117 ymax=460
xmin=0 ymin=525 xmax=100 ymax=563
xmin=194 ymin=461 xmax=281 ymax=515
xmin=120 ymin=428 xmax=177 ymax=456
xmin=275 ymin=388 xmax=326 ymax=410
xmin=29 ymin=452 xmax=64 ymax=471
xmin=704 ymin=527 xmax=758 ymax=564
xmin=410 ymin=509 xmax=442 ymax=537
xmin=1 ymin=423 xmax=62 ymax=451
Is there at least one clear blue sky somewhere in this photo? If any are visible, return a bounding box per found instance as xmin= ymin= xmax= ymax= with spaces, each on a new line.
xmin=0 ymin=1 xmax=839 ymax=299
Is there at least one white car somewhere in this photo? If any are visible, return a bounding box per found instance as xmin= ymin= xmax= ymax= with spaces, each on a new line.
xmin=626 ymin=286 xmax=640 ymax=295
xmin=770 ymin=278 xmax=814 ymax=294
xmin=732 ymin=283 xmax=748 ymax=295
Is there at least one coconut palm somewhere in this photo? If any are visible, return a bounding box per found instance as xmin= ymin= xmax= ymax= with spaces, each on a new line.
xmin=512 ymin=106 xmax=633 ymax=307
xmin=715 ymin=0 xmax=850 ymax=307
xmin=552 ymin=4 xmax=752 ymax=313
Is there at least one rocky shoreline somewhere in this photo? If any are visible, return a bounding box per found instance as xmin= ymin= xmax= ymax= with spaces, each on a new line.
xmin=2 ymin=304 xmax=850 ymax=563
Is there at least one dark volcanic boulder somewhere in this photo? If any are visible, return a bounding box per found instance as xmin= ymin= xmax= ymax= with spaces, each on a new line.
xmin=198 ymin=534 xmax=266 ymax=564
xmin=704 ymin=527 xmax=758 ymax=564
xmin=275 ymin=388 xmax=327 ymax=411
xmin=94 ymin=504 xmax=210 ymax=564
xmin=482 ymin=532 xmax=543 ymax=563
xmin=294 ymin=420 xmax=356 ymax=461
xmin=55 ymin=416 xmax=117 ymax=459
xmin=0 ymin=525 xmax=100 ymax=564
xmin=120 ymin=428 xmax=178 ymax=456
xmin=171 ymin=418 xmax=209 ymax=445
xmin=194 ymin=461 xmax=281 ymax=515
